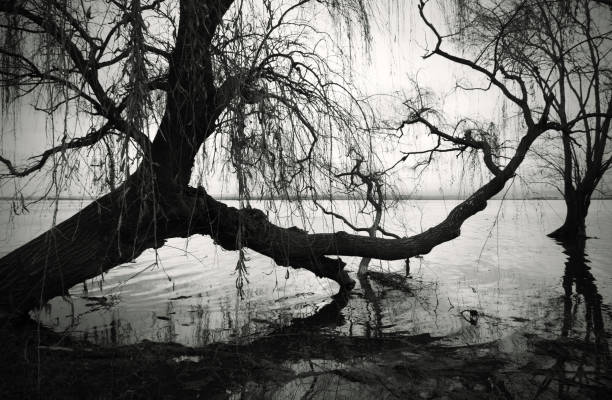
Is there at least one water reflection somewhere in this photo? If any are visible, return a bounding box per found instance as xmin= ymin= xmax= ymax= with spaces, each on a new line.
xmin=223 ymin=240 xmax=612 ymax=399
xmin=358 ymin=274 xmax=383 ymax=339
xmin=559 ymin=238 xmax=609 ymax=363
xmin=518 ymin=238 xmax=612 ymax=398
xmin=290 ymin=289 xmax=349 ymax=329
xmin=14 ymin=198 xmax=611 ymax=398
xmin=26 ymin=200 xmax=611 ymax=348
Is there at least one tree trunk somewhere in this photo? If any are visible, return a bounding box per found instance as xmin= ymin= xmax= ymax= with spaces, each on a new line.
xmin=549 ymin=189 xmax=589 ymax=240
xmin=0 ymin=184 xmax=353 ymax=315
xmin=0 ymin=0 xmax=546 ymax=317
xmin=357 ymin=258 xmax=372 ymax=275
xmin=548 ymin=133 xmax=591 ymax=240
xmin=0 ymin=126 xmax=542 ymax=316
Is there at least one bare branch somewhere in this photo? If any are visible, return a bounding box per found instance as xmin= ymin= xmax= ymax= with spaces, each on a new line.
xmin=313 ymin=199 xmax=401 ymax=239
xmin=418 ymin=0 xmax=535 ymax=128
xmin=400 ymin=108 xmax=503 ymax=176
xmin=0 ymin=122 xmax=115 ymax=178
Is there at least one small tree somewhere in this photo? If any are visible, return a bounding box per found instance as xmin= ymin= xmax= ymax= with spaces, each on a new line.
xmin=445 ymin=0 xmax=612 ymax=239
xmin=313 ymin=149 xmax=402 ymax=276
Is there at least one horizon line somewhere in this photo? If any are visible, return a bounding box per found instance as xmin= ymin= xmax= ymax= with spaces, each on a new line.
xmin=3 ymin=194 xmax=608 ymax=202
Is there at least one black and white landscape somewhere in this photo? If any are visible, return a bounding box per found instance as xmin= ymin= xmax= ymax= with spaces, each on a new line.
xmin=1 ymin=1 xmax=611 ymax=398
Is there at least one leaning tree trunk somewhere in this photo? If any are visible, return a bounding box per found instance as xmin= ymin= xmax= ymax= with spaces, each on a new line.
xmin=0 ymin=182 xmax=354 ymax=315
xmin=0 ymin=123 xmax=543 ymax=316
xmin=0 ymin=0 xmax=547 ymax=317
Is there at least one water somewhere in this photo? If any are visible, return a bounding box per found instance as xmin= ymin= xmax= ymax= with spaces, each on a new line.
xmin=1 ymin=199 xmax=611 ymax=350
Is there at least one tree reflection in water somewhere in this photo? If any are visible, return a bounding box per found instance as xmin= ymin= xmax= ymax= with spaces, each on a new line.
xmin=560 ymin=239 xmax=609 ymax=358
xmin=536 ymin=238 xmax=611 ymax=397
xmin=289 ymin=289 xmax=349 ymax=329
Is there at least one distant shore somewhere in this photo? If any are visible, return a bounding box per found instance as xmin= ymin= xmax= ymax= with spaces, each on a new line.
xmin=3 ymin=195 xmax=611 ymax=202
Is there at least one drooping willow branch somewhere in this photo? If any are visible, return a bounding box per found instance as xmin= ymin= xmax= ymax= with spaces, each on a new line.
xmin=0 ymin=122 xmax=117 ymax=177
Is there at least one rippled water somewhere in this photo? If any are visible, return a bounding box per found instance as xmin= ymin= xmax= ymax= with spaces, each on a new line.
xmin=1 ymin=199 xmax=611 ymax=349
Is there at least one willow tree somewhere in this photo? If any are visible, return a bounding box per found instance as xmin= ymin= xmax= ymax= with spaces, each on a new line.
xmin=0 ymin=0 xmax=558 ymax=316
xmin=448 ymin=0 xmax=612 ymax=239
xmin=540 ymin=0 xmax=612 ymax=239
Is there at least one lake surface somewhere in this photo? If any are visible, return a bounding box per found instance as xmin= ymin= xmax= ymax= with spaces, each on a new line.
xmin=1 ymin=199 xmax=611 ymax=351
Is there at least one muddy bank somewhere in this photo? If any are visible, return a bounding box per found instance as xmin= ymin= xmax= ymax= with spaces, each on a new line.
xmin=1 ymin=314 xmax=610 ymax=400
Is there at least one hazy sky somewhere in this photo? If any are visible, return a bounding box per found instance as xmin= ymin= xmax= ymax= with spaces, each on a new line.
xmin=0 ymin=0 xmax=609 ymax=199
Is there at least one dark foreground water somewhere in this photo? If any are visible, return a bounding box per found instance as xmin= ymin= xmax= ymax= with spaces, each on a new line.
xmin=1 ymin=199 xmax=611 ymax=398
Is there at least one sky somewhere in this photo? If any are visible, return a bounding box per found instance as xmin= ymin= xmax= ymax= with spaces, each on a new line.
xmin=0 ymin=0 xmax=610 ymax=200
